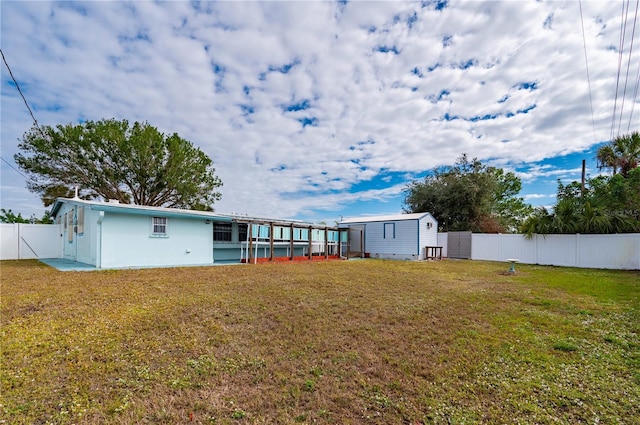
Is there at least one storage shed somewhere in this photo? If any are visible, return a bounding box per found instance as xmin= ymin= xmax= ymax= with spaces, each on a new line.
xmin=339 ymin=212 xmax=438 ymax=260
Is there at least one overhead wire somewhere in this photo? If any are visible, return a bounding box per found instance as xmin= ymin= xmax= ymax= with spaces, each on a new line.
xmin=0 ymin=156 xmax=29 ymax=180
xmin=0 ymin=49 xmax=40 ymax=128
xmin=0 ymin=48 xmax=48 ymax=182
xmin=579 ymin=0 xmax=597 ymax=144
xmin=611 ymin=0 xmax=630 ymax=141
xmin=627 ymin=56 xmax=640 ymax=132
xmin=617 ymin=0 xmax=639 ymax=136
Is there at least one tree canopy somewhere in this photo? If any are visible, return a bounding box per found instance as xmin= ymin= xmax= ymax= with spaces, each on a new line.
xmin=522 ymin=131 xmax=640 ymax=236
xmin=403 ymin=155 xmax=532 ymax=232
xmin=521 ymin=169 xmax=640 ymax=236
xmin=15 ymin=119 xmax=223 ymax=210
xmin=596 ymin=131 xmax=640 ymax=177
xmin=0 ymin=209 xmax=53 ymax=224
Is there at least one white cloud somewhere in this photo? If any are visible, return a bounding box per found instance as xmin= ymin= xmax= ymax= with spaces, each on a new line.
xmin=1 ymin=1 xmax=637 ymax=220
xmin=523 ymin=193 xmax=555 ymax=201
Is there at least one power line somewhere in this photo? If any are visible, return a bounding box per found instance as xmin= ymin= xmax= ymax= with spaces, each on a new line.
xmin=0 ymin=156 xmax=29 ymax=180
xmin=617 ymin=0 xmax=639 ymax=136
xmin=611 ymin=0 xmax=629 ymax=141
xmin=628 ymin=57 xmax=640 ymax=132
xmin=0 ymin=49 xmax=40 ymax=128
xmin=579 ymin=0 xmax=597 ymax=144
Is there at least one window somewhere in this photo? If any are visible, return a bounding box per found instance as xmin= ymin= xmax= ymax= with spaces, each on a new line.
xmin=273 ymin=226 xmax=290 ymax=241
xmin=213 ymin=222 xmax=232 ymax=242
xmin=294 ymin=228 xmax=309 ymax=241
xmin=384 ymin=223 xmax=395 ymax=239
xmin=238 ymin=224 xmax=248 ymax=242
xmin=152 ymin=217 xmax=168 ymax=236
xmin=77 ymin=207 xmax=85 ymax=235
xmin=67 ymin=213 xmax=74 ymax=242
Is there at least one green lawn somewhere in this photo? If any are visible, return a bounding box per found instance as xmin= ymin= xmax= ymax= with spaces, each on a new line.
xmin=1 ymin=259 xmax=638 ymax=424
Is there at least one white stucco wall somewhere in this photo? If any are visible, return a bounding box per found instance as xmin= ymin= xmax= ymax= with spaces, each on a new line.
xmin=99 ymin=213 xmax=213 ymax=268
xmin=55 ymin=202 xmax=98 ymax=264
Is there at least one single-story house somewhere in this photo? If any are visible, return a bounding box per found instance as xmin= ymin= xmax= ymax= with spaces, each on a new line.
xmin=50 ymin=197 xmax=345 ymax=269
xmin=339 ymin=212 xmax=438 ymax=260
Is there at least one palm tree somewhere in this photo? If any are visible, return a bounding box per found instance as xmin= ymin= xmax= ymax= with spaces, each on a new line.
xmin=597 ymin=131 xmax=640 ymax=177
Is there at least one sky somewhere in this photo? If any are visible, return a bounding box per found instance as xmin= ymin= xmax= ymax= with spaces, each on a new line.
xmin=1 ymin=0 xmax=638 ymax=224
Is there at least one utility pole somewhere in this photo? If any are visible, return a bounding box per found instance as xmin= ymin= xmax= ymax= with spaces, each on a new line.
xmin=580 ymin=159 xmax=586 ymax=198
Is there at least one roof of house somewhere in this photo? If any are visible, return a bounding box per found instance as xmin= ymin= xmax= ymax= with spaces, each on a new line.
xmin=340 ymin=212 xmax=435 ymax=224
xmin=51 ymin=197 xmax=230 ymax=221
xmin=50 ymin=198 xmax=337 ymax=229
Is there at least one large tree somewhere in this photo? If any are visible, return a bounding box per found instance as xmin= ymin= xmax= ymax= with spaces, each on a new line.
xmin=404 ymin=154 xmax=531 ymax=232
xmin=596 ymin=131 xmax=640 ymax=177
xmin=15 ymin=119 xmax=223 ymax=209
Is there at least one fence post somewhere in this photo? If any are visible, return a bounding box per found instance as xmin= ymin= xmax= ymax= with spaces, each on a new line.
xmin=575 ymin=233 xmax=581 ymax=267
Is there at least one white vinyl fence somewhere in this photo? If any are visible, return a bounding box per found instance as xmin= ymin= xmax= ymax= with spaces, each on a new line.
xmin=437 ymin=232 xmax=640 ymax=270
xmin=0 ymin=223 xmax=62 ymax=260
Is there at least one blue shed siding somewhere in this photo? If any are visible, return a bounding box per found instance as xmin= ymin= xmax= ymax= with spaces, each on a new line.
xmin=362 ymin=220 xmax=419 ymax=259
xmin=341 ymin=213 xmax=438 ymax=260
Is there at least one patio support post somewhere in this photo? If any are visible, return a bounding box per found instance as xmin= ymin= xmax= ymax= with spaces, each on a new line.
xmin=290 ymin=224 xmax=295 ymax=261
xmin=325 ymin=228 xmax=329 ymax=259
xmin=248 ymin=223 xmax=253 ymax=264
xmin=269 ymin=222 xmax=274 ymax=261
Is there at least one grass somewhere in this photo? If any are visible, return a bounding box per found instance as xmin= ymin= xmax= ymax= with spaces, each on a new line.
xmin=1 ymin=259 xmax=639 ymax=424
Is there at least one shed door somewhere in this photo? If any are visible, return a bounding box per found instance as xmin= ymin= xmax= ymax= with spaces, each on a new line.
xmin=348 ymin=225 xmax=365 ymax=258
xmin=448 ymin=231 xmax=471 ymax=259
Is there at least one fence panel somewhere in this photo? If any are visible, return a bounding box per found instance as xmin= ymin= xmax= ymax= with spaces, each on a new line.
xmin=439 ymin=232 xmax=640 ymax=269
xmin=0 ymin=224 xmax=19 ymax=260
xmin=437 ymin=233 xmax=448 ymax=258
xmin=536 ymin=235 xmax=578 ymax=267
xmin=472 ymin=234 xmax=538 ymax=263
xmin=578 ymin=234 xmax=640 ymax=270
xmin=20 ymin=224 xmax=61 ymax=259
xmin=0 ymin=223 xmax=61 ymax=260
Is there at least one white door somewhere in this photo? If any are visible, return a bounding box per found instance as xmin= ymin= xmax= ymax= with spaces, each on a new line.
xmin=63 ymin=209 xmax=77 ymax=260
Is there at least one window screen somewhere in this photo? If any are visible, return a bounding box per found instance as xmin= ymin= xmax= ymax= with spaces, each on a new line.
xmin=152 ymin=217 xmax=168 ymax=235
xmin=238 ymin=224 xmax=248 ymax=242
xmin=213 ymin=223 xmax=232 ymax=241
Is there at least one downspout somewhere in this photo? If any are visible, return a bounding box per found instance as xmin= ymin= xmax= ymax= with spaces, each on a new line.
xmin=96 ymin=211 xmax=104 ymax=269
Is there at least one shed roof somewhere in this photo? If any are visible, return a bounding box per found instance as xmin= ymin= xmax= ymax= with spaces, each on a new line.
xmin=340 ymin=212 xmax=435 ymax=224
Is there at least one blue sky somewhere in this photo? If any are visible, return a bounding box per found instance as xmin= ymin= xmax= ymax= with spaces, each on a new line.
xmin=1 ymin=1 xmax=638 ymax=224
